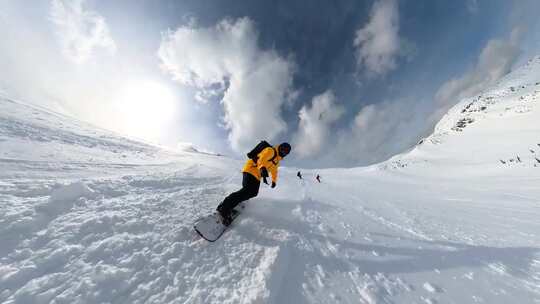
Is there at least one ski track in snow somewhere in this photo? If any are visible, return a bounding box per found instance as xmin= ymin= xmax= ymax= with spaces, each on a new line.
xmin=2 ymin=58 xmax=540 ymax=303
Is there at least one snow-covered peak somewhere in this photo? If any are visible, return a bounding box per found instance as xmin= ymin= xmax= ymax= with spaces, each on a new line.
xmin=434 ymin=56 xmax=540 ymax=136
xmin=381 ymin=56 xmax=540 ymax=175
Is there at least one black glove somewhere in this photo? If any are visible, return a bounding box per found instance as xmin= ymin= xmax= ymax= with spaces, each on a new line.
xmin=261 ymin=167 xmax=269 ymax=184
xmin=260 ymin=167 xmax=269 ymax=178
xmin=271 ymin=181 xmax=276 ymax=188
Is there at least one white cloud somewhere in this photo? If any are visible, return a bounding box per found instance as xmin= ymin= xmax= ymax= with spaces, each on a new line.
xmin=353 ymin=0 xmax=400 ymax=76
xmin=435 ymin=28 xmax=522 ymax=110
xmin=50 ymin=0 xmax=116 ymax=64
xmin=293 ymin=90 xmax=345 ymax=158
xmin=322 ymin=98 xmax=429 ymax=167
xmin=353 ymin=104 xmax=377 ymax=130
xmin=158 ymin=17 xmax=295 ymax=152
xmin=341 ymin=103 xmax=401 ymax=163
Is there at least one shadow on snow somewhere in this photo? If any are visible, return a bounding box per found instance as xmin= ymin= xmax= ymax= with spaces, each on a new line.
xmin=233 ymin=198 xmax=540 ymax=303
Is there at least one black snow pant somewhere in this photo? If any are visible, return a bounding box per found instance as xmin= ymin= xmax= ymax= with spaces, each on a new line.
xmin=218 ymin=172 xmax=260 ymax=214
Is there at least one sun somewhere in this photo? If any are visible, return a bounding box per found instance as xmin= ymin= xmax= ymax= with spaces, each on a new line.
xmin=114 ymin=80 xmax=178 ymax=142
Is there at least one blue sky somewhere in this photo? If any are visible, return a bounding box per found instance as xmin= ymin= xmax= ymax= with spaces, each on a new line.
xmin=1 ymin=0 xmax=539 ymax=167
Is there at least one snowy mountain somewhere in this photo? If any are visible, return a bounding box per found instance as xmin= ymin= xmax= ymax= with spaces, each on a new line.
xmin=1 ymin=58 xmax=540 ymax=303
xmin=384 ymin=56 xmax=540 ymax=174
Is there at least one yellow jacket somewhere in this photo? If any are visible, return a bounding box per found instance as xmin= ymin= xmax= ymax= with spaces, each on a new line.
xmin=242 ymin=145 xmax=282 ymax=183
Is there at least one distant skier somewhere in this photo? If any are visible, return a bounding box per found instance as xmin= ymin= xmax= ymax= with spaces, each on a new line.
xmin=297 ymin=171 xmax=303 ymax=179
xmin=216 ymin=141 xmax=291 ymax=226
xmin=316 ymin=174 xmax=321 ymax=183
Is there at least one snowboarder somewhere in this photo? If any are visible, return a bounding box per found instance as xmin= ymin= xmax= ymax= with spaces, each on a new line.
xmin=316 ymin=174 xmax=321 ymax=183
xmin=297 ymin=171 xmax=303 ymax=179
xmin=216 ymin=141 xmax=291 ymax=226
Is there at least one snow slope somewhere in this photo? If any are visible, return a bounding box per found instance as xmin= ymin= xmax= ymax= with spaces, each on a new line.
xmin=1 ymin=57 xmax=540 ymax=303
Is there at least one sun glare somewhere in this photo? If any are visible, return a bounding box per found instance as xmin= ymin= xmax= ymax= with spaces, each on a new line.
xmin=114 ymin=80 xmax=178 ymax=142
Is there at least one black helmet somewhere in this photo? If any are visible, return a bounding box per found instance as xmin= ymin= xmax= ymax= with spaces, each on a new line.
xmin=278 ymin=142 xmax=291 ymax=157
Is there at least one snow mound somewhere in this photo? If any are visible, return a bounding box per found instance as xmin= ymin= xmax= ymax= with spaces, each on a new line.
xmin=33 ymin=182 xmax=97 ymax=217
xmin=49 ymin=182 xmax=97 ymax=202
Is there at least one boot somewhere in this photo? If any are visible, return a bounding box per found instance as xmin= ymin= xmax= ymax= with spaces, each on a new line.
xmin=217 ymin=205 xmax=233 ymax=226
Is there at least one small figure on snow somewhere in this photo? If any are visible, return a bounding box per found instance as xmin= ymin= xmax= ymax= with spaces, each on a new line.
xmin=297 ymin=171 xmax=303 ymax=179
xmin=216 ymin=141 xmax=291 ymax=226
xmin=316 ymin=174 xmax=321 ymax=183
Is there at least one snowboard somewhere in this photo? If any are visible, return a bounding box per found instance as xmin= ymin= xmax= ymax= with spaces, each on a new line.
xmin=193 ymin=208 xmax=241 ymax=242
